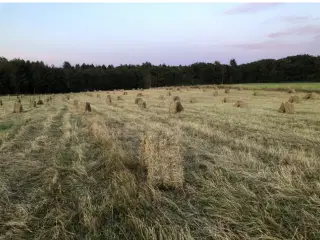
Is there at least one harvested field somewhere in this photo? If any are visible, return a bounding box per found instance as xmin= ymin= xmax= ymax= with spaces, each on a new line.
xmin=0 ymin=87 xmax=320 ymax=240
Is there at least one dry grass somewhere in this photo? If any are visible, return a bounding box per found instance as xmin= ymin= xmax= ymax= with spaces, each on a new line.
xmin=0 ymin=87 xmax=320 ymax=240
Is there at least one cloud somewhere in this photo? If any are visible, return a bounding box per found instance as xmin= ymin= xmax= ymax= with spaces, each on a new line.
xmin=267 ymin=24 xmax=320 ymax=38
xmin=224 ymin=3 xmax=283 ymax=15
xmin=263 ymin=15 xmax=320 ymax=24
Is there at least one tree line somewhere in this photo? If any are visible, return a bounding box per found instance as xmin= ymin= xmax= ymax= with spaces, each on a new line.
xmin=0 ymin=54 xmax=319 ymax=94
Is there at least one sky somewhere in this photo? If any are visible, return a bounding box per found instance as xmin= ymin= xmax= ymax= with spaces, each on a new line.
xmin=0 ymin=3 xmax=320 ymax=66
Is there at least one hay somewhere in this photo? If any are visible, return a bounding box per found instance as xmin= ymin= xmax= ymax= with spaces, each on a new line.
xmin=167 ymin=91 xmax=171 ymax=96
xmin=288 ymin=95 xmax=300 ymax=103
xmin=140 ymin=130 xmax=184 ymax=190
xmin=97 ymin=94 xmax=100 ymax=98
xmin=117 ymin=96 xmax=123 ymax=101
xmin=169 ymin=100 xmax=184 ymax=114
xmin=279 ymin=102 xmax=295 ymax=114
xmin=0 ymin=100 xmax=2 ymax=106
xmin=85 ymin=102 xmax=91 ymax=112
xmin=37 ymin=99 xmax=44 ymax=105
xmin=33 ymin=100 xmax=37 ymax=108
xmin=159 ymin=95 xmax=165 ymax=100
xmin=233 ymin=100 xmax=248 ymax=108
xmin=137 ymin=93 xmax=143 ymax=97
xmin=135 ymin=97 xmax=143 ymax=104
xmin=73 ymin=99 xmax=79 ymax=107
xmin=123 ymin=91 xmax=128 ymax=95
xmin=222 ymin=97 xmax=230 ymax=103
xmin=238 ymin=87 xmax=243 ymax=91
xmin=106 ymin=95 xmax=112 ymax=104
xmin=173 ymin=96 xmax=180 ymax=101
xmin=13 ymin=102 xmax=23 ymax=113
xmin=202 ymin=89 xmax=207 ymax=92
xmin=225 ymin=88 xmax=230 ymax=94
xmin=303 ymin=92 xmax=317 ymax=100
xmin=189 ymin=97 xmax=197 ymax=103
xmin=213 ymin=91 xmax=218 ymax=96
xmin=287 ymin=88 xmax=296 ymax=94
xmin=138 ymin=99 xmax=147 ymax=109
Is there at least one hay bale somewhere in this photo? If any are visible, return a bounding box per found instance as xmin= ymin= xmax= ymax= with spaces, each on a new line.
xmin=137 ymin=93 xmax=143 ymax=97
xmin=13 ymin=102 xmax=23 ymax=113
xmin=140 ymin=130 xmax=184 ymax=190
xmin=37 ymin=99 xmax=44 ymax=105
xmin=222 ymin=97 xmax=230 ymax=103
xmin=106 ymin=95 xmax=112 ymax=104
xmin=167 ymin=91 xmax=171 ymax=96
xmin=97 ymin=94 xmax=100 ymax=98
xmin=123 ymin=91 xmax=128 ymax=95
xmin=287 ymin=88 xmax=296 ymax=94
xmin=202 ymin=89 xmax=207 ymax=92
xmin=33 ymin=100 xmax=37 ymax=108
xmin=73 ymin=99 xmax=79 ymax=107
xmin=117 ymin=96 xmax=123 ymax=100
xmin=172 ymin=96 xmax=180 ymax=101
xmin=189 ymin=97 xmax=197 ymax=103
xmin=169 ymin=100 xmax=184 ymax=114
xmin=279 ymin=102 xmax=294 ymax=114
xmin=238 ymin=87 xmax=243 ymax=91
xmin=253 ymin=91 xmax=258 ymax=96
xmin=135 ymin=97 xmax=143 ymax=104
xmin=213 ymin=91 xmax=218 ymax=96
xmin=225 ymin=88 xmax=230 ymax=94
xmin=138 ymin=99 xmax=147 ymax=109
xmin=159 ymin=95 xmax=165 ymax=100
xmin=0 ymin=100 xmax=2 ymax=106
xmin=85 ymin=102 xmax=91 ymax=112
xmin=288 ymin=95 xmax=300 ymax=103
xmin=303 ymin=92 xmax=317 ymax=100
xmin=233 ymin=100 xmax=248 ymax=108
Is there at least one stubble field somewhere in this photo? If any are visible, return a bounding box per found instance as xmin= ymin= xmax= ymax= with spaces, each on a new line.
xmin=0 ymin=86 xmax=320 ymax=240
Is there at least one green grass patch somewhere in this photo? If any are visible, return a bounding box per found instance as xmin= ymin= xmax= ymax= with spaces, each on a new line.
xmin=0 ymin=121 xmax=14 ymax=132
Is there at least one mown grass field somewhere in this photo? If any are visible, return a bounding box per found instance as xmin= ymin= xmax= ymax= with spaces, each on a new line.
xmin=0 ymin=86 xmax=320 ymax=240
xmin=228 ymin=82 xmax=320 ymax=92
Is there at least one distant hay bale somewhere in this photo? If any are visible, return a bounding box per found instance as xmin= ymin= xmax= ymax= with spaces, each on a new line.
xmin=123 ymin=91 xmax=128 ymax=95
xmin=159 ymin=95 xmax=165 ymax=100
xmin=279 ymin=102 xmax=294 ymax=114
xmin=303 ymin=92 xmax=317 ymax=100
xmin=140 ymin=130 xmax=184 ymax=190
xmin=106 ymin=95 xmax=112 ymax=104
xmin=225 ymin=88 xmax=230 ymax=94
xmin=13 ymin=102 xmax=23 ymax=113
xmin=189 ymin=97 xmax=197 ymax=103
xmin=287 ymin=88 xmax=296 ymax=94
xmin=213 ymin=85 xmax=218 ymax=90
xmin=169 ymin=99 xmax=184 ymax=114
xmin=222 ymin=97 xmax=230 ymax=103
xmin=202 ymin=89 xmax=207 ymax=92
xmin=37 ymin=99 xmax=44 ymax=105
xmin=97 ymin=94 xmax=100 ymax=98
xmin=288 ymin=95 xmax=300 ymax=103
xmin=135 ymin=97 xmax=143 ymax=104
xmin=17 ymin=98 xmax=21 ymax=103
xmin=172 ymin=96 xmax=180 ymax=101
xmin=138 ymin=99 xmax=147 ymax=109
xmin=67 ymin=95 xmax=70 ymax=100
xmin=238 ymin=87 xmax=243 ymax=91
xmin=33 ymin=100 xmax=37 ymax=108
xmin=167 ymin=91 xmax=171 ymax=96
xmin=213 ymin=91 xmax=218 ymax=96
xmin=117 ymin=96 xmax=123 ymax=100
xmin=233 ymin=100 xmax=248 ymax=108
xmin=0 ymin=100 xmax=2 ymax=106
xmin=73 ymin=99 xmax=79 ymax=107
xmin=85 ymin=102 xmax=91 ymax=112
xmin=137 ymin=93 xmax=143 ymax=97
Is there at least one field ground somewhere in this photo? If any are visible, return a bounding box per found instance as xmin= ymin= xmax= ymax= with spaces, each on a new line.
xmin=226 ymin=82 xmax=320 ymax=92
xmin=0 ymin=87 xmax=320 ymax=239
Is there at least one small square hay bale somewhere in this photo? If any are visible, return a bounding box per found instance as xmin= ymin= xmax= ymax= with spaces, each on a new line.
xmin=169 ymin=100 xmax=184 ymax=114
xmin=279 ymin=102 xmax=294 ymax=114
xmin=189 ymin=97 xmax=197 ymax=103
xmin=37 ymin=99 xmax=44 ymax=105
xmin=287 ymin=88 xmax=296 ymax=94
xmin=13 ymin=102 xmax=23 ymax=113
xmin=213 ymin=91 xmax=218 ymax=96
xmin=106 ymin=95 xmax=112 ymax=104
xmin=303 ymin=92 xmax=317 ymax=100
xmin=159 ymin=95 xmax=165 ymax=100
xmin=141 ymin=130 xmax=184 ymax=190
xmin=138 ymin=99 xmax=147 ymax=109
xmin=222 ymin=97 xmax=230 ymax=103
xmin=85 ymin=102 xmax=91 ymax=112
xmin=233 ymin=100 xmax=248 ymax=108
xmin=225 ymin=88 xmax=230 ymax=94
xmin=135 ymin=97 xmax=143 ymax=104
xmin=288 ymin=95 xmax=300 ymax=103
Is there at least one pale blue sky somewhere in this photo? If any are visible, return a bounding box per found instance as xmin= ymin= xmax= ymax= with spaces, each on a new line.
xmin=0 ymin=3 xmax=319 ymax=66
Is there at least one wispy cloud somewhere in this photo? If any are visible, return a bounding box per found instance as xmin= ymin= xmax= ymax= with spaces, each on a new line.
xmin=224 ymin=3 xmax=283 ymax=15
xmin=263 ymin=15 xmax=320 ymax=24
xmin=267 ymin=24 xmax=320 ymax=38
